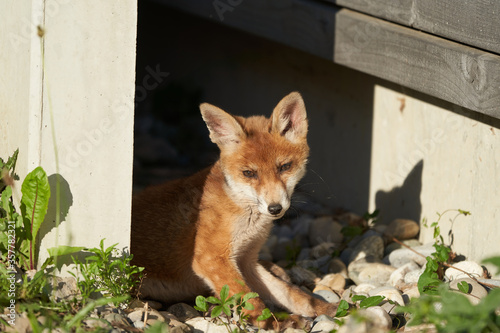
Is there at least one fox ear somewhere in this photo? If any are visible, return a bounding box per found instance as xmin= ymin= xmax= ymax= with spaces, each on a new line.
xmin=200 ymin=103 xmax=245 ymax=150
xmin=271 ymin=92 xmax=308 ymax=143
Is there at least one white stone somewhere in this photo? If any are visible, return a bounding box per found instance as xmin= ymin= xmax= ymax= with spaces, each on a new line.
xmin=363 ymin=306 xmax=392 ymax=329
xmin=449 ymin=278 xmax=488 ymax=304
xmin=313 ymin=289 xmax=340 ymax=303
xmin=354 ymin=283 xmax=377 ymax=294
xmin=186 ymin=317 xmax=238 ymax=333
xmin=311 ymin=320 xmax=339 ymax=333
xmin=387 ymin=244 xmax=435 ymax=268
xmin=404 ymin=265 xmax=426 ymax=284
xmin=445 ymin=261 xmax=484 ymax=281
xmin=368 ymin=286 xmax=405 ymax=306
xmin=389 ymin=261 xmax=420 ymax=288
xmin=355 ymin=263 xmax=396 ymax=287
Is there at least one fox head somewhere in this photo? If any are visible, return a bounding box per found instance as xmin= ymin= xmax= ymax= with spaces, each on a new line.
xmin=200 ymin=92 xmax=309 ymax=219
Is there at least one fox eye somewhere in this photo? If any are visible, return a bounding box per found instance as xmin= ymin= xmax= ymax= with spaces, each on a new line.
xmin=243 ymin=170 xmax=257 ymax=178
xmin=279 ymin=162 xmax=292 ymax=173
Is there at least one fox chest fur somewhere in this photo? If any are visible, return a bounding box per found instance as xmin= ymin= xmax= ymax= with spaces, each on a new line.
xmin=131 ymin=92 xmax=338 ymax=326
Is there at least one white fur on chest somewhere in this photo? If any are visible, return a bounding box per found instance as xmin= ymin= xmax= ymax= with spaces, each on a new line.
xmin=230 ymin=208 xmax=273 ymax=260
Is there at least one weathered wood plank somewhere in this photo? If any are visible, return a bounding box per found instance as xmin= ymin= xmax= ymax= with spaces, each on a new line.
xmin=329 ymin=0 xmax=500 ymax=55
xmin=152 ymin=0 xmax=339 ymax=59
xmin=334 ymin=9 xmax=500 ymax=118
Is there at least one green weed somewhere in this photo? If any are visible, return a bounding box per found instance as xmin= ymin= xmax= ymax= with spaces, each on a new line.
xmin=194 ymin=284 xmax=272 ymax=332
xmin=70 ymin=239 xmax=144 ymax=307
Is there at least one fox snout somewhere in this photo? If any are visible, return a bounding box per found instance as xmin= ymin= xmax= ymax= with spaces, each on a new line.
xmin=256 ymin=184 xmax=291 ymax=218
xmin=267 ymin=203 xmax=283 ymax=215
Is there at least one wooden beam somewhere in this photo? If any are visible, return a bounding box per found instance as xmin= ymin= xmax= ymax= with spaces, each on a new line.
xmin=334 ymin=9 xmax=500 ymax=118
xmin=152 ymin=0 xmax=339 ymax=59
xmin=330 ymin=0 xmax=500 ymax=55
xmin=151 ymin=0 xmax=500 ymax=117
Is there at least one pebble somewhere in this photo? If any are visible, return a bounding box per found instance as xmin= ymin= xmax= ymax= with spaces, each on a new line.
xmin=384 ymin=219 xmax=420 ymax=241
xmin=402 ymin=285 xmax=420 ymax=300
xmin=444 ymin=260 xmax=484 ymax=280
xmin=349 ymin=235 xmax=385 ymax=262
xmin=337 ymin=308 xmax=390 ymax=333
xmin=328 ymin=257 xmax=348 ymax=277
xmin=310 ymin=242 xmax=337 ymax=259
xmin=313 ymin=314 xmax=335 ymax=324
xmin=83 ymin=318 xmax=112 ymax=329
xmin=308 ymin=216 xmax=343 ymax=247
xmin=311 ymin=319 xmax=340 ymax=333
xmin=387 ymin=244 xmax=435 ymax=268
xmin=3 ymin=317 xmax=35 ymax=333
xmin=186 ymin=317 xmax=238 ymax=333
xmin=449 ymin=277 xmax=488 ymax=304
xmin=317 ymin=273 xmax=346 ymax=292
xmin=166 ymin=303 xmax=199 ymax=322
xmin=353 ymin=283 xmax=376 ymax=294
xmin=477 ymin=278 xmax=500 ymax=289
xmin=384 ymin=239 xmax=422 ymax=256
xmin=133 ymin=320 xmax=145 ymax=329
xmin=313 ymin=289 xmax=340 ymax=303
xmin=404 ymin=265 xmax=426 ymax=284
xmin=127 ymin=309 xmax=144 ymax=322
xmin=44 ymin=276 xmax=80 ymax=302
xmin=368 ymin=286 xmax=405 ymax=306
xmin=363 ymin=306 xmax=393 ymax=329
xmin=288 ymin=265 xmax=319 ymax=287
xmin=349 ymin=259 xmax=396 ymax=287
xmin=104 ymin=313 xmax=131 ymax=326
xmin=389 ymin=261 xmax=420 ymax=288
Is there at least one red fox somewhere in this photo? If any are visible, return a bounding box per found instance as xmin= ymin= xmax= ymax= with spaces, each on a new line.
xmin=131 ymin=92 xmax=338 ymax=327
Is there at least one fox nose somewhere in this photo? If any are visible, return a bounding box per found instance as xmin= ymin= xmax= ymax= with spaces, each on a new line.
xmin=268 ymin=204 xmax=283 ymax=215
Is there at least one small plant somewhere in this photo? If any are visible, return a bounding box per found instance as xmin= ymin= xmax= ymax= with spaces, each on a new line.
xmin=397 ymin=209 xmax=500 ymax=332
xmin=351 ymin=294 xmax=386 ymax=309
xmin=70 ymin=239 xmax=144 ymax=307
xmin=398 ymin=278 xmax=500 ymax=333
xmin=335 ymin=299 xmax=350 ymax=317
xmin=418 ymin=209 xmax=471 ymax=295
xmin=194 ymin=284 xmax=272 ymax=332
xmin=363 ymin=209 xmax=380 ymax=225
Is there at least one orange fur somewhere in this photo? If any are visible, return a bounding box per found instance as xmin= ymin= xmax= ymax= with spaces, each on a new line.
xmin=131 ymin=92 xmax=338 ymax=327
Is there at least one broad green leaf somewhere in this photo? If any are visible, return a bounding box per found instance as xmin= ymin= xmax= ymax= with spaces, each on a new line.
xmin=221 ymin=305 xmax=231 ymax=317
xmin=457 ymin=281 xmax=470 ymax=294
xmin=257 ymin=308 xmax=272 ymax=321
xmin=359 ymin=296 xmax=385 ymax=308
xmin=194 ymin=295 xmax=208 ymax=312
xmin=418 ymin=268 xmax=441 ymax=295
xmin=243 ymin=301 xmax=254 ymax=311
xmin=211 ymin=305 xmax=224 ymax=318
xmin=351 ymin=295 xmax=366 ymax=302
xmin=335 ymin=300 xmax=350 ymax=317
xmin=1 ymin=185 xmax=13 ymax=216
xmin=220 ymin=285 xmax=229 ymax=302
xmin=207 ymin=296 xmax=221 ymax=305
xmin=242 ymin=292 xmax=259 ymax=302
xmin=21 ymin=166 xmax=51 ymax=269
xmin=47 ymin=246 xmax=85 ymax=258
